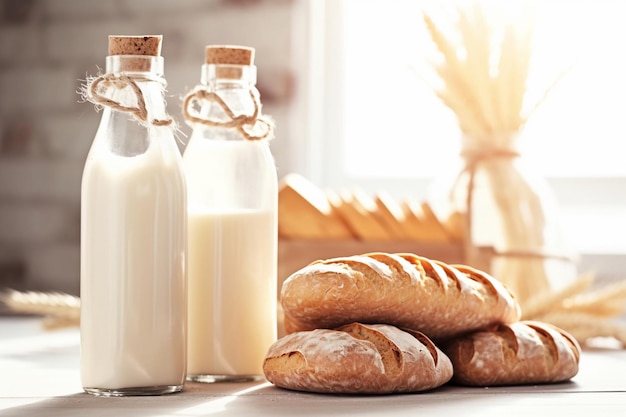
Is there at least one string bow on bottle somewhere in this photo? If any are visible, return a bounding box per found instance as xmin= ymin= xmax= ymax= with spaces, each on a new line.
xmin=182 ymin=88 xmax=274 ymax=141
xmin=87 ymin=74 xmax=173 ymax=127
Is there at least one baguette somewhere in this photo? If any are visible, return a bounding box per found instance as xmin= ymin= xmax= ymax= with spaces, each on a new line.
xmin=280 ymin=252 xmax=521 ymax=340
xmin=263 ymin=322 xmax=453 ymax=394
xmin=443 ymin=321 xmax=581 ymax=386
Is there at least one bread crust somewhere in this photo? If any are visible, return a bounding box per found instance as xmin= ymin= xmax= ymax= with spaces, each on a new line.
xmin=263 ymin=323 xmax=453 ymax=394
xmin=443 ymin=320 xmax=581 ymax=386
xmin=280 ymin=252 xmax=521 ymax=340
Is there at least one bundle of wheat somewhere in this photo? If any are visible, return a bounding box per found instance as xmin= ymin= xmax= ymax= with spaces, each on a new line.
xmin=421 ymin=0 xmax=626 ymax=347
xmin=422 ymin=0 xmax=568 ymax=302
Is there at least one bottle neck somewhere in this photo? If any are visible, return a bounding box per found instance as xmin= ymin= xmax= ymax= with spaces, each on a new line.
xmin=200 ymin=63 xmax=256 ymax=89
xmin=91 ymin=55 xmax=171 ymax=127
xmin=105 ymin=55 xmax=164 ymax=77
xmin=183 ymin=62 xmax=273 ymax=141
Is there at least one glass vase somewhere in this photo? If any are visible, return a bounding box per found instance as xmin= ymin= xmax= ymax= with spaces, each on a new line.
xmin=428 ymin=131 xmax=577 ymax=305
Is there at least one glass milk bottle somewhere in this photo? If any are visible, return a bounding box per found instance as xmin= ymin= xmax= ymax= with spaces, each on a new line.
xmin=182 ymin=45 xmax=278 ymax=382
xmin=80 ymin=35 xmax=187 ymax=396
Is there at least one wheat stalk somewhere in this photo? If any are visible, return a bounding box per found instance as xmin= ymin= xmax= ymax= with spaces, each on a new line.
xmin=421 ymin=3 xmax=626 ymax=350
xmin=537 ymin=311 xmax=626 ymax=347
xmin=521 ymin=272 xmax=626 ymax=348
xmin=1 ymin=289 xmax=80 ymax=329
xmin=421 ymin=1 xmax=567 ymax=304
xmin=560 ymin=281 xmax=626 ymax=317
xmin=521 ymin=271 xmax=595 ymax=319
xmin=423 ymin=1 xmax=536 ymax=134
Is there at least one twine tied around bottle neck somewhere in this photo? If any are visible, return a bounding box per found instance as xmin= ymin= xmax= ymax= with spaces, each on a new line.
xmin=460 ymin=147 xmax=520 ymax=260
xmin=458 ymin=142 xmax=573 ymax=269
xmin=182 ymin=88 xmax=274 ymax=141
xmin=87 ymin=74 xmax=173 ymax=127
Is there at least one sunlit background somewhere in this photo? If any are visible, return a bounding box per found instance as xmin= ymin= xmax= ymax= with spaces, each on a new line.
xmin=323 ymin=0 xmax=626 ymax=259
xmin=0 ymin=0 xmax=624 ymax=296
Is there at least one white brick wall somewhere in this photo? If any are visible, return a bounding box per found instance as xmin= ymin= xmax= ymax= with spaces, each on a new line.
xmin=0 ymin=158 xmax=83 ymax=203
xmin=0 ymin=24 xmax=42 ymax=64
xmin=0 ymin=0 xmax=298 ymax=295
xmin=40 ymin=0 xmax=122 ymax=20
xmin=26 ymin=243 xmax=81 ymax=293
xmin=39 ymin=112 xmax=99 ymax=160
xmin=0 ymin=67 xmax=77 ymax=112
xmin=118 ymin=0 xmax=222 ymax=17
xmin=0 ymin=203 xmax=75 ymax=244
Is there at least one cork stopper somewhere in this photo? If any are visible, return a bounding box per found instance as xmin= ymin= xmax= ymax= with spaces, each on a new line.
xmin=108 ymin=35 xmax=163 ymax=56
xmin=106 ymin=35 xmax=163 ymax=73
xmin=205 ymin=45 xmax=255 ymax=65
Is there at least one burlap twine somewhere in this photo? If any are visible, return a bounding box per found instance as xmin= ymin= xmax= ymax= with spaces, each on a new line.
xmin=182 ymin=88 xmax=273 ymax=141
xmin=87 ymin=74 xmax=173 ymax=127
xmin=458 ymin=147 xmax=573 ymax=268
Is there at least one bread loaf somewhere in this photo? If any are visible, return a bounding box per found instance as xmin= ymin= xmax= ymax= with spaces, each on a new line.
xmin=281 ymin=252 xmax=521 ymax=340
xmin=443 ymin=320 xmax=581 ymax=386
xmin=263 ymin=322 xmax=453 ymax=394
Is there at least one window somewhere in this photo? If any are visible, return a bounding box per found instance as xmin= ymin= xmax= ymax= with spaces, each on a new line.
xmin=298 ymin=0 xmax=626 ymax=259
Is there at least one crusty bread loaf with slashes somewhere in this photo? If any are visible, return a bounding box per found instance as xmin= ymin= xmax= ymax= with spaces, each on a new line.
xmin=280 ymin=252 xmax=521 ymax=340
xmin=443 ymin=320 xmax=581 ymax=386
xmin=263 ymin=322 xmax=453 ymax=394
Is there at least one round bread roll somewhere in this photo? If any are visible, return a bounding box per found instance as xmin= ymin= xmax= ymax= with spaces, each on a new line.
xmin=263 ymin=322 xmax=453 ymax=394
xmin=281 ymin=252 xmax=521 ymax=340
xmin=443 ymin=320 xmax=581 ymax=386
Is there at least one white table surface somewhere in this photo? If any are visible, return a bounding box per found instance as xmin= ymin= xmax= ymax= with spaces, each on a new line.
xmin=1 ymin=316 xmax=625 ymax=417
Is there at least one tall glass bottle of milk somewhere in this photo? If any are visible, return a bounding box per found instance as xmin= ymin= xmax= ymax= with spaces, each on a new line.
xmin=182 ymin=45 xmax=277 ymax=382
xmin=80 ymin=35 xmax=187 ymax=396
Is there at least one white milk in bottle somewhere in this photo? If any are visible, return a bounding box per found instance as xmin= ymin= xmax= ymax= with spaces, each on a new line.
xmin=182 ymin=45 xmax=278 ymax=381
xmin=80 ymin=35 xmax=187 ymax=396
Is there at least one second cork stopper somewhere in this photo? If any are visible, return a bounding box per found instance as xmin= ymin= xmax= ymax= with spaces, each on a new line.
xmin=205 ymin=45 xmax=255 ymax=66
xmin=109 ymin=35 xmax=163 ymax=57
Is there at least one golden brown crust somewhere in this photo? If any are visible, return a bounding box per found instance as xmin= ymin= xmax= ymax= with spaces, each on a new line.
xmin=263 ymin=323 xmax=453 ymax=394
xmin=280 ymin=252 xmax=521 ymax=340
xmin=443 ymin=321 xmax=581 ymax=386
